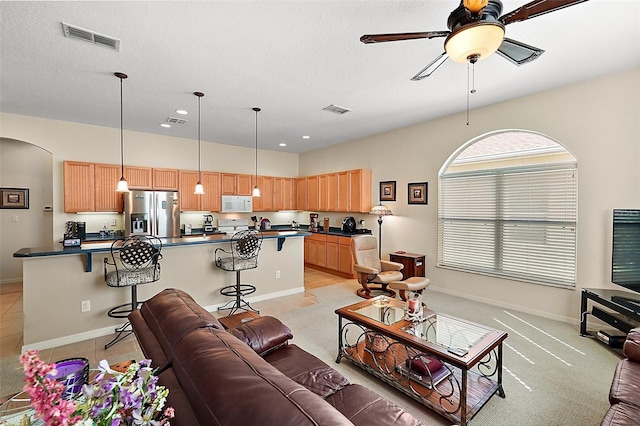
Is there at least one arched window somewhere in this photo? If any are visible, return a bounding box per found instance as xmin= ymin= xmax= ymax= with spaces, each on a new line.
xmin=438 ymin=130 xmax=577 ymax=288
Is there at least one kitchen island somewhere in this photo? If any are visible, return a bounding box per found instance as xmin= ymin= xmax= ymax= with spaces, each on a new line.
xmin=14 ymin=230 xmax=310 ymax=350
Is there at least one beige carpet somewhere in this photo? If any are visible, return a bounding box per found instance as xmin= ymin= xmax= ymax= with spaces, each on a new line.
xmin=275 ymin=281 xmax=620 ymax=426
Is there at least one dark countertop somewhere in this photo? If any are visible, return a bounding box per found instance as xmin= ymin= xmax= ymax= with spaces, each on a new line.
xmin=14 ymin=229 xmax=311 ymax=258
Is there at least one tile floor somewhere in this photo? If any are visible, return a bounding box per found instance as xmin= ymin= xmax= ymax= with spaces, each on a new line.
xmin=0 ymin=268 xmax=349 ymax=365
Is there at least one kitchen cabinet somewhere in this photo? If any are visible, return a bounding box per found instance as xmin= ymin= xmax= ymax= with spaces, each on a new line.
xmin=152 ymin=168 xmax=179 ymax=190
xmin=253 ymin=176 xmax=274 ymax=211
xmin=337 ymin=171 xmax=349 ymax=212
xmin=178 ymin=170 xmax=201 ymax=211
xmin=63 ymin=161 xmax=95 ymax=213
xmin=348 ymin=169 xmax=372 ymax=213
xmin=94 ymin=163 xmax=122 ymax=212
xmin=201 ymin=171 xmax=221 ymax=212
xmin=179 ymin=170 xmax=221 ymax=212
xmin=274 ymin=177 xmax=295 ymax=211
xmin=307 ymin=175 xmax=319 ymax=211
xmin=296 ymin=178 xmax=308 ymax=211
xmin=221 ymin=173 xmax=253 ymax=196
xmin=304 ymin=233 xmax=356 ymax=278
xmin=123 ymin=166 xmax=152 ymax=189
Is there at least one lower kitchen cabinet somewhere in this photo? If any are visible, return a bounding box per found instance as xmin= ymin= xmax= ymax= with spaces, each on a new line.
xmin=305 ymin=233 xmax=355 ymax=279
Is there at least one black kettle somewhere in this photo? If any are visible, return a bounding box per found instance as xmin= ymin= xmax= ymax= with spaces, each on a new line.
xmin=342 ymin=217 xmax=356 ymax=233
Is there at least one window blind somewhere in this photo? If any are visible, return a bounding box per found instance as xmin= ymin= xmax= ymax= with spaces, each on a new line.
xmin=438 ymin=163 xmax=577 ymax=288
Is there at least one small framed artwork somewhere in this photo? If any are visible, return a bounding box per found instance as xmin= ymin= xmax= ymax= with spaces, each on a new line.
xmin=380 ymin=181 xmax=396 ymax=202
xmin=408 ymin=182 xmax=428 ymax=205
xmin=0 ymin=188 xmax=29 ymax=209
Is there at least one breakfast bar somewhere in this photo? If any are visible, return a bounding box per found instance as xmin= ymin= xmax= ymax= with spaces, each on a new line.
xmin=14 ymin=230 xmax=310 ymax=350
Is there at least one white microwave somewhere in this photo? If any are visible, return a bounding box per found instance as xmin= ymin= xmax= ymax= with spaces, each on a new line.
xmin=221 ymin=195 xmax=253 ymax=213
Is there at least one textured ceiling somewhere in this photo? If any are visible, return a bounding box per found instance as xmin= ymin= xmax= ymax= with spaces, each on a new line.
xmin=1 ymin=1 xmax=639 ymax=153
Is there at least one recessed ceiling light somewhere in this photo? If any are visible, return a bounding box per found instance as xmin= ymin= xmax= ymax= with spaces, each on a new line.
xmin=279 ymin=143 xmax=286 ymax=147
xmin=176 ymin=110 xmax=188 ymax=115
xmin=302 ymin=135 xmax=311 ymax=139
xmin=160 ymin=123 xmax=171 ymax=128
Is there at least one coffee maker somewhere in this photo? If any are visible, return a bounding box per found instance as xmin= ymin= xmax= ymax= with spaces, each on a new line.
xmin=203 ymin=215 xmax=214 ymax=232
xmin=309 ymin=213 xmax=319 ymax=231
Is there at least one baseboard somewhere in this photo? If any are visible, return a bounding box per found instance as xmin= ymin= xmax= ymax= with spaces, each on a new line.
xmin=0 ymin=278 xmax=22 ymax=285
xmin=22 ymin=325 xmax=117 ymax=352
xmin=429 ymin=285 xmax=578 ymax=325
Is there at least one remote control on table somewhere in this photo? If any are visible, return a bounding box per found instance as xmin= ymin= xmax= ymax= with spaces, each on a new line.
xmin=447 ymin=347 xmax=468 ymax=357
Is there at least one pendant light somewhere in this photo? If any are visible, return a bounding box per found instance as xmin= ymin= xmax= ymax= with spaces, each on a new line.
xmin=194 ymin=92 xmax=205 ymax=195
xmin=252 ymin=107 xmax=261 ymax=197
xmin=115 ymin=72 xmax=130 ymax=192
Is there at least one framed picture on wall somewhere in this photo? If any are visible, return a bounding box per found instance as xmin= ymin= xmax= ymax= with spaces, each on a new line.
xmin=0 ymin=188 xmax=29 ymax=209
xmin=380 ymin=181 xmax=396 ymax=202
xmin=408 ymin=182 xmax=428 ymax=205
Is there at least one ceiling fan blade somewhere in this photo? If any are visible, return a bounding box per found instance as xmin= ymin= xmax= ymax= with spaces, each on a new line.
xmin=496 ymin=38 xmax=545 ymax=65
xmin=499 ymin=0 xmax=589 ymax=25
xmin=360 ymin=31 xmax=449 ymax=44
xmin=411 ymin=52 xmax=449 ymax=81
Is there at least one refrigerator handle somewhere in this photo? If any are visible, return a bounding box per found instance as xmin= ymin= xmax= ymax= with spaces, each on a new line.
xmin=150 ymin=194 xmax=155 ymax=236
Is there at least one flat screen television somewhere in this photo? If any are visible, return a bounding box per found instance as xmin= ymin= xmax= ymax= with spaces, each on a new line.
xmin=611 ymin=210 xmax=640 ymax=310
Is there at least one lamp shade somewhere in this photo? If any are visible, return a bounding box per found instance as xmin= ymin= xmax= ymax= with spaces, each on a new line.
xmin=194 ymin=182 xmax=204 ymax=195
xmin=115 ymin=177 xmax=129 ymax=193
xmin=370 ymin=204 xmax=393 ymax=217
xmin=445 ymin=21 xmax=505 ymax=63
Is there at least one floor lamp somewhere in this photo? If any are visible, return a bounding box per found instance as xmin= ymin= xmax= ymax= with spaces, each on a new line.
xmin=369 ymin=203 xmax=393 ymax=259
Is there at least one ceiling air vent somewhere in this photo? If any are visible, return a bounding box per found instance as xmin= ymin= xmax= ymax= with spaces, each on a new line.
xmin=62 ymin=23 xmax=120 ymax=51
xmin=322 ymin=104 xmax=351 ymax=115
xmin=167 ymin=117 xmax=188 ymax=125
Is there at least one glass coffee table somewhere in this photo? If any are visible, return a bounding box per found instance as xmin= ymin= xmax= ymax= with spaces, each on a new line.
xmin=335 ymin=296 xmax=507 ymax=426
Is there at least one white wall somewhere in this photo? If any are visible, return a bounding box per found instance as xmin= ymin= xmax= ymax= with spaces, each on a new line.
xmin=0 ymin=138 xmax=53 ymax=283
xmin=299 ymin=68 xmax=640 ymax=324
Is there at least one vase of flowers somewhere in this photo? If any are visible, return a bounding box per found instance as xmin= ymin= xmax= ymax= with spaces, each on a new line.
xmin=3 ymin=350 xmax=174 ymax=426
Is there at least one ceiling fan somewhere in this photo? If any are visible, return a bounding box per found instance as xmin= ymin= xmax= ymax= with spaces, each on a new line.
xmin=360 ymin=0 xmax=589 ymax=80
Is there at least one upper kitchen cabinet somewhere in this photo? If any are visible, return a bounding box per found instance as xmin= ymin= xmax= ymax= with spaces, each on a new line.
xmin=178 ymin=170 xmax=200 ymax=211
xmin=124 ymin=166 xmax=152 ymax=190
xmin=307 ymin=175 xmax=319 ymax=211
xmin=348 ymin=169 xmax=372 ymax=213
xmin=94 ymin=163 xmax=122 ymax=212
xmin=221 ymin=173 xmax=253 ymax=196
xmin=253 ymin=176 xmax=274 ymax=212
xmin=296 ymin=178 xmax=308 ymax=211
xmin=274 ymin=177 xmax=295 ymax=211
xmin=201 ymin=171 xmax=221 ymax=212
xmin=64 ymin=161 xmax=95 ymax=213
xmin=336 ymin=171 xmax=349 ymax=212
xmin=179 ymin=170 xmax=221 ymax=212
xmin=152 ymin=168 xmax=179 ymax=190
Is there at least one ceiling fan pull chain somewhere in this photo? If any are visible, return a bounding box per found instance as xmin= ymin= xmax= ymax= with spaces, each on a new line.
xmin=466 ymin=62 xmax=470 ymax=125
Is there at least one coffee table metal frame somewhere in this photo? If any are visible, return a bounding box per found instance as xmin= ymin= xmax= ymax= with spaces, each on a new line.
xmin=335 ymin=297 xmax=507 ymax=426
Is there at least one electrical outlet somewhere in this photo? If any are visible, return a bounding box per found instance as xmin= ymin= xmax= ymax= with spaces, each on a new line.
xmin=276 ymin=270 xmax=281 ymax=279
xmin=11 ymin=215 xmax=18 ymax=223
xmin=110 ymin=218 xmax=117 ymax=226
xmin=81 ymin=300 xmax=91 ymax=312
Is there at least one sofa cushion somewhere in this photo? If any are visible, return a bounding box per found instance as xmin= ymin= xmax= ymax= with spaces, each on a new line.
xmin=171 ymin=327 xmax=353 ymax=425
xmin=609 ymin=358 xmax=640 ymax=406
xmin=157 ymin=368 xmax=200 ymax=426
xmin=227 ymin=316 xmax=293 ymax=356
xmin=129 ymin=309 xmax=169 ymax=368
xmin=263 ymin=344 xmax=350 ymax=398
xmin=137 ymin=288 xmax=222 ymax=363
xmin=623 ymin=328 xmax=640 ymax=363
xmin=601 ymin=402 xmax=640 ymax=426
xmin=325 ymin=383 xmax=419 ymax=426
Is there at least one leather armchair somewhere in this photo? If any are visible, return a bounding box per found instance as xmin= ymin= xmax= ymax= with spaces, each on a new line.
xmin=351 ymin=235 xmax=404 ymax=298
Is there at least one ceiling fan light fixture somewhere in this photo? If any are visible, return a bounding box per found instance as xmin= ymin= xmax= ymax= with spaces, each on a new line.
xmin=445 ymin=21 xmax=504 ymax=63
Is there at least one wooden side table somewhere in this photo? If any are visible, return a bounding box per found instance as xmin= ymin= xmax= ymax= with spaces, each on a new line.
xmin=389 ymin=252 xmax=426 ymax=279
xmin=217 ymin=311 xmax=260 ymax=330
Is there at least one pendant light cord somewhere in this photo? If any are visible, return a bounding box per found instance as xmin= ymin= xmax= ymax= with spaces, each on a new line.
xmin=119 ymin=76 xmax=124 ymax=176
xmin=197 ymin=94 xmax=201 ymax=181
xmin=253 ymin=107 xmax=261 ymax=184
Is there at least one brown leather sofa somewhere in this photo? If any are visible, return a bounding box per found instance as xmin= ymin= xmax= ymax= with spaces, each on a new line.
xmin=129 ymin=288 xmax=420 ymax=426
xmin=602 ymin=328 xmax=640 ymax=425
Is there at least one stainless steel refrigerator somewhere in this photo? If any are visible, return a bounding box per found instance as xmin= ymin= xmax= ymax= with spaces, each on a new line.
xmin=124 ymin=190 xmax=180 ymax=238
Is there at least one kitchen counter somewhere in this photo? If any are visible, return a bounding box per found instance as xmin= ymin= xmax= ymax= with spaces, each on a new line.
xmin=15 ymin=229 xmax=311 ymax=260
xmin=15 ymin=229 xmax=309 ymax=350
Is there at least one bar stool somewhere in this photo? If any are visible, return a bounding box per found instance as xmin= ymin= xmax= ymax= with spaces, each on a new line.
xmin=103 ymin=235 xmax=162 ymax=349
xmin=215 ymin=230 xmax=263 ymax=315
